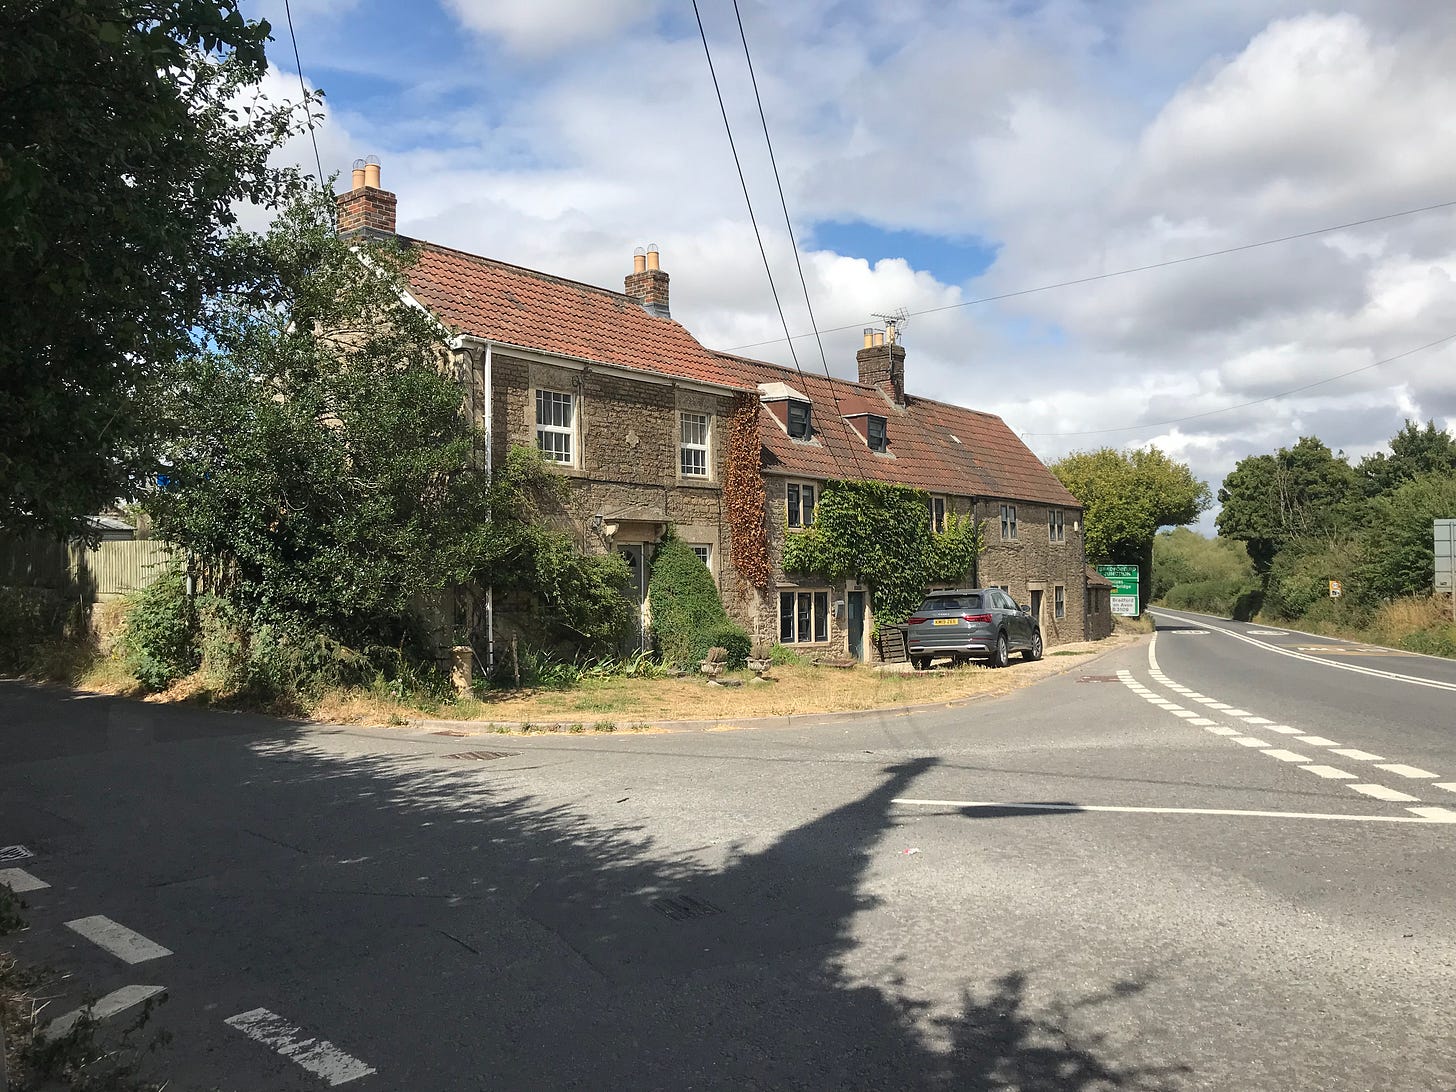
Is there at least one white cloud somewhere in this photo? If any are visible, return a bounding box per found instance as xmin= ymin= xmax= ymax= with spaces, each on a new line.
xmin=441 ymin=0 xmax=661 ymax=55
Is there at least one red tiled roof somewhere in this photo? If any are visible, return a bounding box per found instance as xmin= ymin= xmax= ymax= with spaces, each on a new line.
xmin=1086 ymin=565 xmax=1114 ymax=587
xmin=714 ymin=352 xmax=1082 ymax=509
xmin=400 ymin=239 xmax=752 ymax=391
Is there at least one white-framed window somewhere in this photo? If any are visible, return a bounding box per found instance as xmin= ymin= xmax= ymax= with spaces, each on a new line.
xmin=786 ymin=480 xmax=816 ymax=529
xmin=1048 ymin=507 xmax=1065 ymax=543
xmin=867 ymin=415 xmax=888 ymax=452
xmin=778 ymin=589 xmax=830 ymax=643
xmin=1055 ymin=585 xmax=1065 ymax=619
xmin=535 ymin=389 xmax=575 ymax=464
xmin=689 ymin=543 xmax=712 ymax=572
xmin=929 ymin=495 xmax=947 ymax=533
xmin=787 ymin=399 xmax=812 ymax=439
xmin=1000 ymin=504 xmax=1017 ymax=540
xmin=680 ymin=412 xmax=710 ymax=478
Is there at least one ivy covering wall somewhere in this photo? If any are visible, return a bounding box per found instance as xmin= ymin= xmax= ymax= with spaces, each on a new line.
xmin=724 ymin=393 xmax=772 ymax=589
xmin=781 ymin=480 xmax=983 ymax=626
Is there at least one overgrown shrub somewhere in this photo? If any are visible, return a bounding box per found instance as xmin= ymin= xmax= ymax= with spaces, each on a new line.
xmin=121 ymin=571 xmax=198 ymax=690
xmin=648 ymin=531 xmax=743 ymax=667
xmin=702 ymin=624 xmax=750 ymax=669
xmin=0 ymin=586 xmax=79 ymax=673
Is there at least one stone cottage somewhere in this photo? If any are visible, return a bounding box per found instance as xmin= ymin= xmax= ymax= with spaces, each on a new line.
xmin=335 ymin=162 xmax=1098 ymax=662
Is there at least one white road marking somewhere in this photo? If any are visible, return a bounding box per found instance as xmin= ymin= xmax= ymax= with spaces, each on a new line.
xmin=42 ymin=985 xmax=166 ymax=1041
xmin=1152 ymin=608 xmax=1456 ymax=693
xmin=1294 ymin=736 xmax=1339 ymax=747
xmin=1241 ymin=716 xmax=1274 ymax=725
xmin=1225 ymin=708 xmax=1253 ymax=717
xmin=1301 ymin=765 xmax=1358 ymax=780
xmin=64 ymin=916 xmax=172 ymax=964
xmin=1407 ymin=806 xmax=1456 ymax=821
xmin=1204 ymin=725 xmax=1241 ymax=735
xmin=225 ymin=1008 xmax=376 ymax=1086
xmin=1230 ymin=735 xmax=1269 ymax=747
xmin=1377 ymin=764 xmax=1439 ymax=780
xmin=1436 ymin=783 xmax=1456 ymax=794
xmin=1189 ymin=717 xmax=1216 ymax=726
xmin=0 ymin=867 xmax=49 ymax=893
xmin=1204 ymin=702 xmax=1232 ymax=710
xmin=1332 ymin=748 xmax=1386 ymax=762
xmin=1246 ymin=630 xmax=1288 ymax=636
xmin=1171 ymin=710 xmax=1200 ymax=719
xmin=1350 ymin=784 xmax=1421 ymax=803
xmin=1264 ymin=725 xmax=1303 ymax=734
xmin=1262 ymin=749 xmax=1313 ymax=763
xmin=891 ymin=798 xmax=1456 ymax=824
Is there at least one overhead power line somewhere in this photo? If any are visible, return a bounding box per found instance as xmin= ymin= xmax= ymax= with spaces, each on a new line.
xmin=729 ymin=0 xmax=866 ymax=479
xmin=1022 ymin=331 xmax=1456 ymax=438
xmin=690 ymin=0 xmax=851 ymax=479
xmin=283 ymin=0 xmax=325 ymax=185
xmin=726 ymin=197 xmax=1456 ymax=353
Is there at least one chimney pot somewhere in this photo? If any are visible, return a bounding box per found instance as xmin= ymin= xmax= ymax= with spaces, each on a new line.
xmin=633 ymin=247 xmax=647 ymax=274
xmin=336 ymin=154 xmax=396 ymax=239
xmin=364 ymin=156 xmax=381 ymax=189
xmin=862 ymin=328 xmax=874 ymax=349
xmin=625 ymin=244 xmax=669 ymax=318
xmin=872 ymin=330 xmax=885 ymax=347
xmin=646 ymin=244 xmax=660 ymax=271
xmin=351 ymin=158 xmax=366 ymax=191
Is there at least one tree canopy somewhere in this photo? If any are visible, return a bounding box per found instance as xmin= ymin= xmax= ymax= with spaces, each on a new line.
xmin=1049 ymin=447 xmax=1211 ymax=565
xmin=1 ymin=0 xmax=306 ymax=541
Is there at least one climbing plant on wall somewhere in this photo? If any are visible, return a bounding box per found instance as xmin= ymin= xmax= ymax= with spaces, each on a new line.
xmin=723 ymin=393 xmax=772 ymax=589
xmin=781 ymin=480 xmax=983 ymax=626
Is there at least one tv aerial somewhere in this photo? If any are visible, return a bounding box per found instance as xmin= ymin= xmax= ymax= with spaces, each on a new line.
xmin=871 ymin=307 xmax=910 ymax=345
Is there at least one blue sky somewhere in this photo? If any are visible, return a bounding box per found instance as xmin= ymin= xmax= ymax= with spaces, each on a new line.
xmin=250 ymin=0 xmax=1456 ymax=520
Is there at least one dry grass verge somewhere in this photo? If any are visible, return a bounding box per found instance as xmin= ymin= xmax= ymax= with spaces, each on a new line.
xmin=313 ymin=635 xmax=1139 ymax=731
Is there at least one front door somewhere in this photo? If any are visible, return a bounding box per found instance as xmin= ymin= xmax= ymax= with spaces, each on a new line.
xmin=1028 ymin=589 xmax=1043 ymax=647
xmin=847 ymin=591 xmax=865 ymax=660
xmin=618 ymin=544 xmax=648 ymax=651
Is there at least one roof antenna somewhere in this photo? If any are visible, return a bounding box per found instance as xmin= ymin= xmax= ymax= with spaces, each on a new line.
xmin=871 ymin=307 xmax=910 ymax=346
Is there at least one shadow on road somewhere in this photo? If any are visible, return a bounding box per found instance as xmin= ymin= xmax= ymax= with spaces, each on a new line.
xmin=0 ymin=683 xmax=1192 ymax=1089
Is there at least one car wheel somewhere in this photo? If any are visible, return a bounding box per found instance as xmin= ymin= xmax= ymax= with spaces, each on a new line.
xmin=911 ymin=656 xmax=929 ymax=671
xmin=992 ymin=632 xmax=1009 ymax=668
xmin=1022 ymin=630 xmax=1043 ymax=662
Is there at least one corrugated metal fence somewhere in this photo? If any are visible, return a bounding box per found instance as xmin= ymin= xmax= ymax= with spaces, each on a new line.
xmin=0 ymin=536 xmax=172 ymax=601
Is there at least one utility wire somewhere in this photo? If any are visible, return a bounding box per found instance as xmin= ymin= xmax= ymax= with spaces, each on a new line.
xmin=690 ymin=0 xmax=850 ymax=480
xmin=283 ymin=0 xmax=325 ymax=185
xmin=726 ymin=197 xmax=1456 ymax=352
xmin=1022 ymin=331 xmax=1456 ymax=438
xmin=730 ymin=0 xmax=866 ymax=480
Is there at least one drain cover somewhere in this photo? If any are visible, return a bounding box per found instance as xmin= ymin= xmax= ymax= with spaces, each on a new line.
xmin=650 ymin=894 xmax=723 ymax=922
xmin=432 ymin=729 xmax=469 ymax=737
xmin=1078 ymin=675 xmax=1119 ymax=683
xmin=0 ymin=845 xmax=33 ymax=863
xmin=445 ymin=751 xmax=516 ymax=761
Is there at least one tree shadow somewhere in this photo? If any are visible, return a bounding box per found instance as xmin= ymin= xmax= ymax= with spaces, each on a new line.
xmin=0 ymin=689 xmax=1193 ymax=1089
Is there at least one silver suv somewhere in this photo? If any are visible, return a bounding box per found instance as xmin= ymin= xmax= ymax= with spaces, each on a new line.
xmin=904 ymin=588 xmax=1042 ymax=670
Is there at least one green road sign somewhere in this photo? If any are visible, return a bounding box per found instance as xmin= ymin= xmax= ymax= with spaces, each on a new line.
xmin=1096 ymin=564 xmax=1140 ymax=617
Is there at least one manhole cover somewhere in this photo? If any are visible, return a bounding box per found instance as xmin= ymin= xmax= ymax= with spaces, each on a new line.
xmin=650 ymin=894 xmax=723 ymax=922
xmin=445 ymin=751 xmax=516 ymax=761
xmin=1078 ymin=675 xmax=1119 ymax=683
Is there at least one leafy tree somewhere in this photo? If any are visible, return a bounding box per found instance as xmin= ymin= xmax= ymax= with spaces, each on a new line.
xmin=1151 ymin=527 xmax=1261 ymax=617
xmin=1215 ymin=437 xmax=1360 ymax=572
xmin=1358 ymin=420 xmax=1456 ymax=497
xmin=1 ymin=0 xmax=307 ymax=542
xmin=1050 ymin=447 xmax=1210 ymax=607
xmin=781 ymin=480 xmax=983 ymax=627
xmin=1357 ymin=473 xmax=1456 ymax=602
xmin=145 ymin=191 xmax=493 ymax=647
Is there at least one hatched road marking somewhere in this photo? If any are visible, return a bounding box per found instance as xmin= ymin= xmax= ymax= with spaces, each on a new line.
xmin=65 ymin=915 xmax=172 ymax=964
xmin=226 ymin=1007 xmax=376 ymax=1086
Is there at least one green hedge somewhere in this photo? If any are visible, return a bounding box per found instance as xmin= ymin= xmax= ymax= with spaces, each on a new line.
xmin=647 ymin=532 xmax=749 ymax=667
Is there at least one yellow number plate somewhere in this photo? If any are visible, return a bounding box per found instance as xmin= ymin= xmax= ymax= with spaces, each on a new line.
xmin=932 ymin=618 xmax=959 ymax=626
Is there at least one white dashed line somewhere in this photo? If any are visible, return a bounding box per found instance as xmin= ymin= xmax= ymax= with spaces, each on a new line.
xmin=65 ymin=916 xmax=172 ymax=964
xmin=1171 ymin=710 xmax=1200 ymax=719
xmin=1377 ymin=764 xmax=1438 ymax=780
xmin=0 ymin=868 xmax=49 ymax=893
xmin=1350 ymin=784 xmax=1421 ymax=803
xmin=1231 ymin=736 xmax=1269 ymax=747
xmin=1189 ymin=717 xmax=1216 ymax=726
xmin=42 ymin=985 xmax=166 ymax=1041
xmin=1294 ymin=736 xmax=1339 ymax=747
xmin=1225 ymin=708 xmax=1253 ymax=717
xmin=225 ymin=1008 xmax=376 ymax=1086
xmin=1204 ymin=725 xmax=1240 ymax=735
xmin=1203 ymin=702 xmax=1232 ymax=710
xmin=1241 ymin=716 xmax=1274 ymax=725
xmin=1262 ymin=749 xmax=1313 ymax=763
xmin=1436 ymin=783 xmax=1456 ymax=794
xmin=1406 ymin=807 xmax=1456 ymax=822
xmin=1331 ymin=749 xmax=1386 ymax=762
xmin=1264 ymin=725 xmax=1302 ymax=734
xmin=1300 ymin=765 xmax=1358 ymax=780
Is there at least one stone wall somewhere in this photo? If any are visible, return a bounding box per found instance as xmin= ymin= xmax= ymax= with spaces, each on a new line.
xmin=974 ymin=497 xmax=1089 ymax=644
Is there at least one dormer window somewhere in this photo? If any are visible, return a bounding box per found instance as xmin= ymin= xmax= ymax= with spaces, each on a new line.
xmin=867 ymin=415 xmax=888 ymax=452
xmin=787 ymin=399 xmax=812 ymax=439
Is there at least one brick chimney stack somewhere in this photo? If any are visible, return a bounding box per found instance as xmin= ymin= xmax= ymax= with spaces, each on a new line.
xmin=625 ymin=244 xmax=670 ymax=318
xmin=336 ymin=155 xmax=397 ymax=241
xmin=857 ymin=325 xmax=906 ymax=405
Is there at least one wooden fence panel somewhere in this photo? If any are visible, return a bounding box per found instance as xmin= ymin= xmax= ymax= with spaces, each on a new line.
xmin=76 ymin=541 xmax=173 ymax=600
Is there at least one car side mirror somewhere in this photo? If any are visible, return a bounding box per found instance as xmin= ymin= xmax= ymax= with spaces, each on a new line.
xmin=1019 ymin=604 xmax=1031 ymax=613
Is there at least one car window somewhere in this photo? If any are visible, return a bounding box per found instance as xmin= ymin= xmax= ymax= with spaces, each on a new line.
xmin=920 ymin=594 xmax=981 ymax=612
xmin=993 ymin=591 xmax=1013 ymax=610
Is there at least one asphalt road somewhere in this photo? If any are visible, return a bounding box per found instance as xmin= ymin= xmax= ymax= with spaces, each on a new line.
xmin=1 ymin=617 xmax=1453 ymax=1091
